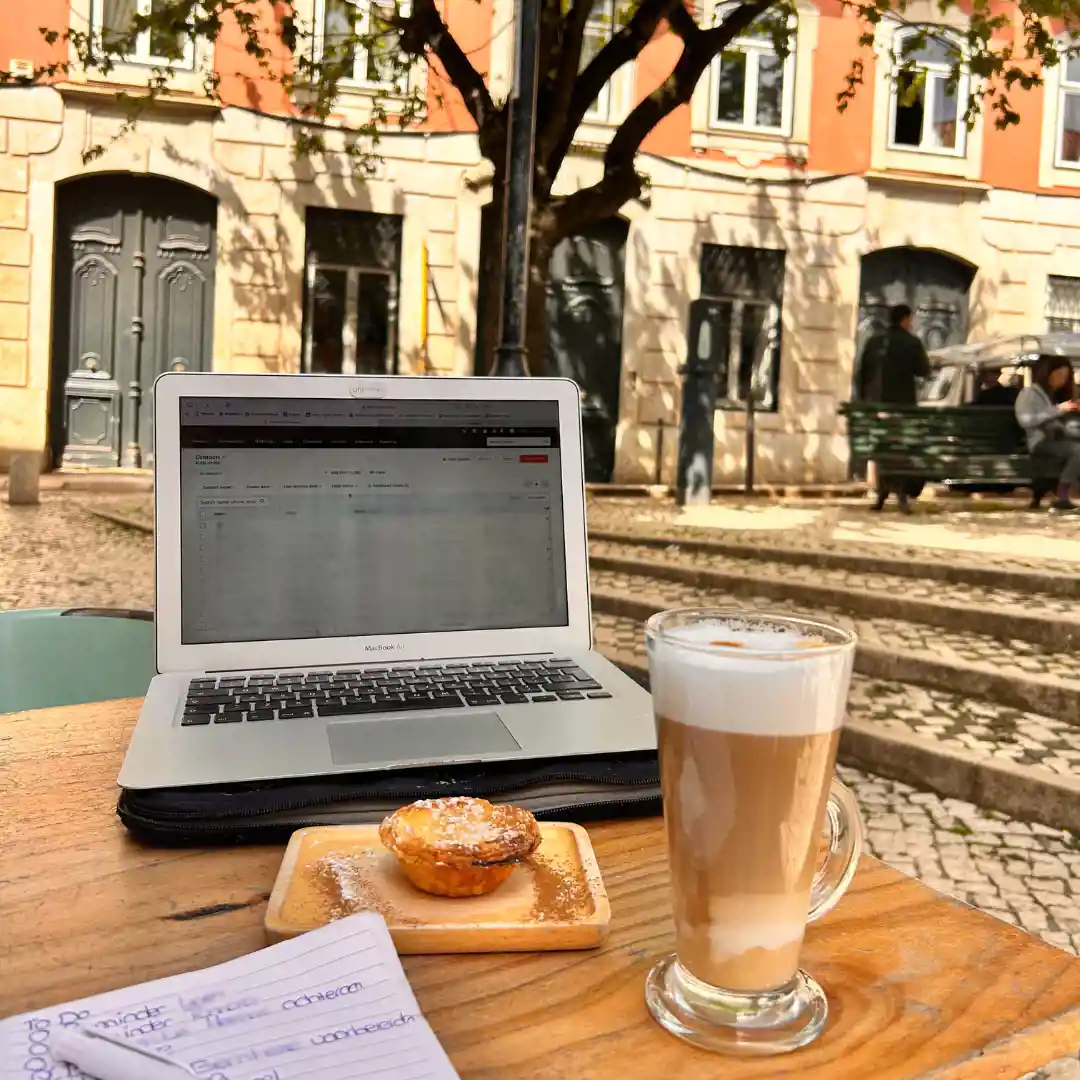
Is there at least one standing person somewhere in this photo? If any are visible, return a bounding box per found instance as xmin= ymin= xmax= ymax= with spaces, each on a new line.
xmin=1015 ymin=356 xmax=1080 ymax=513
xmin=855 ymin=304 xmax=932 ymax=512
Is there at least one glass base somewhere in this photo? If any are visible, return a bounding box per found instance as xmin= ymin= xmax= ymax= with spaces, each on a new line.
xmin=644 ymin=955 xmax=828 ymax=1056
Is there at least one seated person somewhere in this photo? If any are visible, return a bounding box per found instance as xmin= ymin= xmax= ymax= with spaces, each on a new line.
xmin=1015 ymin=357 xmax=1080 ymax=513
xmin=971 ymin=369 xmax=1019 ymax=407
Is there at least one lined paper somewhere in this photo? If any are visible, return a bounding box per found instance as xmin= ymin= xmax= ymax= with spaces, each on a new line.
xmin=1 ymin=912 xmax=458 ymax=1080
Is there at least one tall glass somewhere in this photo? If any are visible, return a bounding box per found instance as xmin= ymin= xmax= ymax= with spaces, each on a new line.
xmin=644 ymin=609 xmax=862 ymax=1056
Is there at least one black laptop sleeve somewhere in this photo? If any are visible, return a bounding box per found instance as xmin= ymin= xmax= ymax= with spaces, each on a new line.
xmin=116 ymin=752 xmax=660 ymax=845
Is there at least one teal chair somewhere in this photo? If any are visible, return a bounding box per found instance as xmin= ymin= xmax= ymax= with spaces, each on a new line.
xmin=0 ymin=608 xmax=157 ymax=714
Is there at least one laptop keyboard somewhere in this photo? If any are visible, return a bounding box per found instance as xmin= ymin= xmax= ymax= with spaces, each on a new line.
xmin=180 ymin=659 xmax=612 ymax=726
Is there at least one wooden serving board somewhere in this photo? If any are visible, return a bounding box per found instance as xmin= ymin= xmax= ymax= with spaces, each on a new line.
xmin=264 ymin=822 xmax=611 ymax=953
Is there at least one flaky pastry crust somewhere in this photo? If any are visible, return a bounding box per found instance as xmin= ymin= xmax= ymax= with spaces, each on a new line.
xmin=379 ymin=797 xmax=542 ymax=897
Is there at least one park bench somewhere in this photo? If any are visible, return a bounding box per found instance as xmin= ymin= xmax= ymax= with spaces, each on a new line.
xmin=839 ymin=403 xmax=1059 ymax=502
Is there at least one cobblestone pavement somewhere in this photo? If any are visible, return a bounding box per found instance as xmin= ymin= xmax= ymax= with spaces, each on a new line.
xmin=596 ymin=606 xmax=1080 ymax=770
xmin=589 ymin=536 xmax=1080 ymax=621
xmin=590 ymin=565 xmax=1080 ymax=684
xmin=851 ymin=679 xmax=1080 ymax=777
xmin=589 ymin=496 xmax=1080 ymax=572
xmin=0 ymin=497 xmax=155 ymax=611
xmin=1022 ymin=1057 xmax=1080 ymax=1080
xmin=594 ymin=612 xmax=1080 ymax=961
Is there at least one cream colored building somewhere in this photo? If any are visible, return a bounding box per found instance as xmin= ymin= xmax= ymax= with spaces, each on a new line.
xmin=2 ymin=0 xmax=1080 ymax=483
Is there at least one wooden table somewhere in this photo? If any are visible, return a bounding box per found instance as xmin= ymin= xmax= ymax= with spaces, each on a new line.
xmin=3 ymin=699 xmax=1080 ymax=1079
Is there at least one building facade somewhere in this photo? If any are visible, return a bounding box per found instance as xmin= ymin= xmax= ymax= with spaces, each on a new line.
xmin=1 ymin=0 xmax=1079 ymax=482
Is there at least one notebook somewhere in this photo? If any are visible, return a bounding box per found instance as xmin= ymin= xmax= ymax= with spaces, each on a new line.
xmin=1 ymin=912 xmax=458 ymax=1080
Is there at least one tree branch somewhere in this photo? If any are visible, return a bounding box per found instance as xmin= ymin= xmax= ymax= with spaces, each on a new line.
xmin=604 ymin=0 xmax=771 ymax=170
xmin=534 ymin=0 xmax=603 ymax=170
xmin=542 ymin=0 xmax=683 ymax=189
xmin=546 ymin=0 xmax=774 ymax=245
xmin=549 ymin=160 xmax=645 ymax=241
xmin=403 ymin=0 xmax=504 ymax=160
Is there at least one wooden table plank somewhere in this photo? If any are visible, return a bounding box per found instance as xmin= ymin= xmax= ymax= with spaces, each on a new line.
xmin=2 ymin=699 xmax=1080 ymax=1079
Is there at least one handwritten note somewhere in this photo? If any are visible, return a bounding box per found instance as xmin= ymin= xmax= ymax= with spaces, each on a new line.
xmin=0 ymin=912 xmax=458 ymax=1080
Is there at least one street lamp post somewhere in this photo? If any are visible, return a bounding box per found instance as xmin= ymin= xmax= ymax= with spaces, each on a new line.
xmin=491 ymin=0 xmax=541 ymax=377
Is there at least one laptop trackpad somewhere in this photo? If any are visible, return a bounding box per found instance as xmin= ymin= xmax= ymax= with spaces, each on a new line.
xmin=326 ymin=711 xmax=521 ymax=766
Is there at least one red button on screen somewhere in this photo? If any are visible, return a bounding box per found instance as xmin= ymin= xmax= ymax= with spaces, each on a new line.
xmin=519 ymin=454 xmax=549 ymax=463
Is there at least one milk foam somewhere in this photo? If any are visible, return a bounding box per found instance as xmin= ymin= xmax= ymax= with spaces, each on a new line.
xmin=703 ymin=893 xmax=809 ymax=960
xmin=648 ymin=619 xmax=853 ymax=736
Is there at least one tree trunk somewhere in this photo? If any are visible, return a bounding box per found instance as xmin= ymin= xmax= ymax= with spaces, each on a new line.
xmin=473 ymin=190 xmax=556 ymax=377
xmin=524 ymin=234 xmax=552 ymax=377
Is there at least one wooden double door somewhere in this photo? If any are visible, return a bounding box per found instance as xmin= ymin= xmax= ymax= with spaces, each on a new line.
xmin=50 ymin=174 xmax=217 ymax=468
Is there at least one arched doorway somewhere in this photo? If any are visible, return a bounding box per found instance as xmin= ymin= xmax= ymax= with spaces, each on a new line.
xmin=472 ymin=212 xmax=629 ymax=482
xmin=49 ymin=174 xmax=217 ymax=468
xmin=854 ymin=246 xmax=975 ymax=392
xmin=545 ymin=217 xmax=629 ymax=483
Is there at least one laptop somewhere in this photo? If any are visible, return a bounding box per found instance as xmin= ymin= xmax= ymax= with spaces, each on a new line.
xmin=118 ymin=372 xmax=655 ymax=791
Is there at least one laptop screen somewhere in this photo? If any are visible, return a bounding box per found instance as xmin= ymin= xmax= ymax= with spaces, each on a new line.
xmin=178 ymin=396 xmax=569 ymax=645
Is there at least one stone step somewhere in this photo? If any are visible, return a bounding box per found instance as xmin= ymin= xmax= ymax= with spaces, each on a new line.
xmin=590 ymin=569 xmax=1080 ymax=726
xmin=588 ymin=527 xmax=1077 ymax=598
xmin=588 ymin=540 xmax=1080 ymax=650
xmin=593 ymin=611 xmax=1080 ymax=835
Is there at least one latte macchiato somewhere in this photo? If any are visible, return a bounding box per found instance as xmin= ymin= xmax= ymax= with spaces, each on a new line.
xmin=649 ymin=619 xmax=853 ymax=993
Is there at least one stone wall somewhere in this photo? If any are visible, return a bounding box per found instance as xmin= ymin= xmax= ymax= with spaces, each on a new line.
xmin=3 ymin=85 xmax=1080 ymax=483
xmin=0 ymin=85 xmax=484 ymax=466
xmin=608 ymin=161 xmax=1080 ymax=486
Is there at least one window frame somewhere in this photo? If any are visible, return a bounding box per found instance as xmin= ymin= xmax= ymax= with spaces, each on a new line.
xmin=91 ymin=0 xmax=196 ymax=70
xmin=313 ymin=0 xmax=409 ymax=92
xmin=301 ymin=208 xmax=404 ymax=377
xmin=707 ymin=9 xmax=797 ymax=137
xmin=581 ymin=0 xmax=618 ymax=123
xmin=887 ymin=27 xmax=969 ymax=158
xmin=1055 ymin=54 xmax=1080 ymax=169
xmin=303 ymin=261 xmax=399 ymax=375
xmin=1047 ymin=274 xmax=1080 ymax=333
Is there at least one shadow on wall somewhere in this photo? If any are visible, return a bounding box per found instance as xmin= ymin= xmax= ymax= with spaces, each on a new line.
xmin=162 ymin=131 xmax=410 ymax=375
xmin=614 ymin=173 xmax=855 ymax=487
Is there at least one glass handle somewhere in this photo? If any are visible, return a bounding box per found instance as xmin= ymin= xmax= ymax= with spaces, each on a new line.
xmin=807 ymin=779 xmax=863 ymax=923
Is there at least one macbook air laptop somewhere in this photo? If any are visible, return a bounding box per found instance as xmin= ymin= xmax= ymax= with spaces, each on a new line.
xmin=118 ymin=372 xmax=655 ymax=790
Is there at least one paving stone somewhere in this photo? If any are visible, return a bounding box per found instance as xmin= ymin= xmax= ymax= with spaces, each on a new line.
xmin=870 ymin=813 xmax=904 ymax=831
xmin=1019 ymin=1055 xmax=1080 ymax=1080
xmin=1032 ymin=861 xmax=1070 ymax=879
xmin=1041 ymin=930 xmax=1073 ymax=949
xmin=1014 ymin=908 xmax=1050 ymax=931
xmin=1050 ymin=911 xmax=1080 ymax=933
xmin=972 ymin=893 xmax=1011 ymax=911
xmin=1032 ymin=883 xmax=1068 ymax=900
xmin=1004 ymin=834 xmax=1040 ymax=850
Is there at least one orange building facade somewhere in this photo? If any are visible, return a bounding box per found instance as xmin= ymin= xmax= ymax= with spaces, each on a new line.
xmin=0 ymin=0 xmax=1078 ymax=481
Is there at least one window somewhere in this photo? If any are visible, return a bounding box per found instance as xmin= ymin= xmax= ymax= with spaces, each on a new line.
xmin=93 ymin=0 xmax=194 ymax=67
xmin=1057 ymin=56 xmax=1080 ymax=167
xmin=698 ymin=244 xmax=785 ymax=411
xmin=1048 ymin=275 xmax=1080 ymax=333
xmin=710 ymin=9 xmax=795 ymax=134
xmin=303 ymin=209 xmax=402 ymax=374
xmin=581 ymin=0 xmax=617 ymax=121
xmin=889 ymin=30 xmax=968 ymax=155
xmin=316 ymin=0 xmax=402 ymax=87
